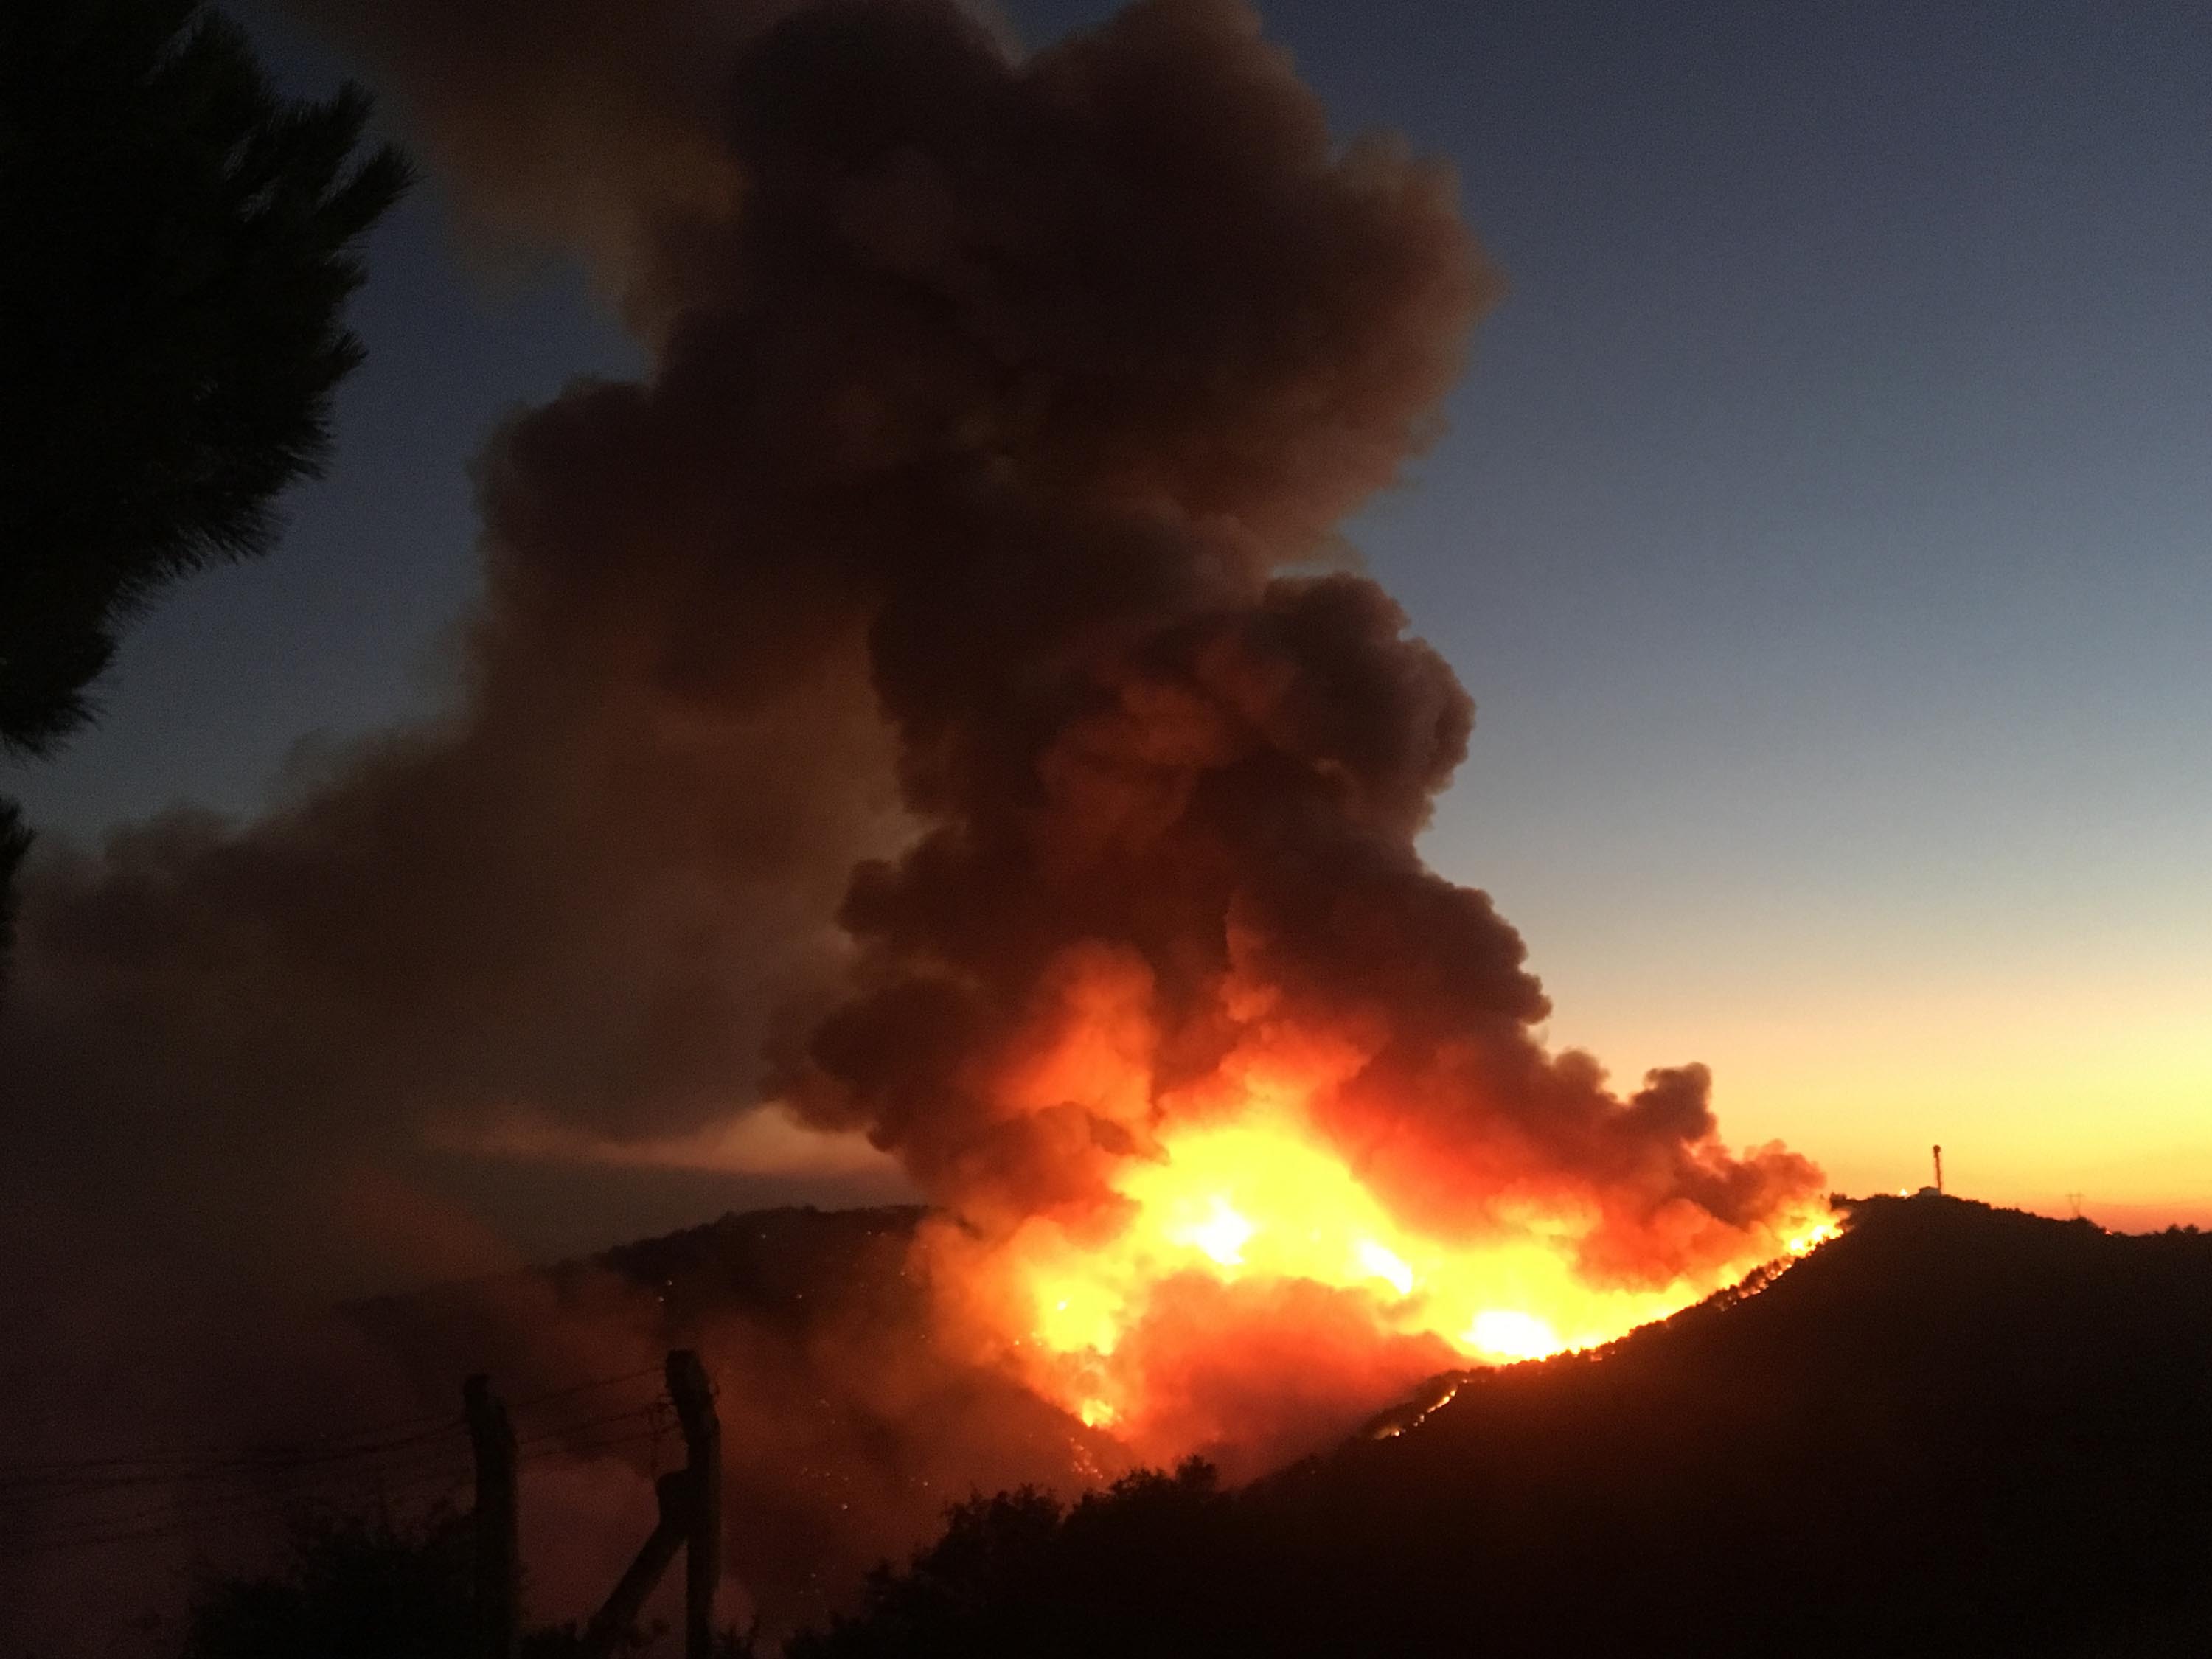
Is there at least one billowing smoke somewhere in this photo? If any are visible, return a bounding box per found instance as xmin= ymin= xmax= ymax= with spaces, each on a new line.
xmin=1 ymin=0 xmax=1826 ymax=1635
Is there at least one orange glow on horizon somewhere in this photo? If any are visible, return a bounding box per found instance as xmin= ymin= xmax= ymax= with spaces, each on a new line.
xmin=1527 ymin=956 xmax=2212 ymax=1234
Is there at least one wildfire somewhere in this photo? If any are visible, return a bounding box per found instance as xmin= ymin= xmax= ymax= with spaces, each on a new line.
xmin=940 ymin=1099 xmax=1834 ymax=1459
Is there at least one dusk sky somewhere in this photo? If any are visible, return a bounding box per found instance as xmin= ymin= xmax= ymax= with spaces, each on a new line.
xmin=13 ymin=0 xmax=2209 ymax=1234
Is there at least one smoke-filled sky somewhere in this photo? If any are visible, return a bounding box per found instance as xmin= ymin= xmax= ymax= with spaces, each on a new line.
xmin=10 ymin=0 xmax=2211 ymax=1245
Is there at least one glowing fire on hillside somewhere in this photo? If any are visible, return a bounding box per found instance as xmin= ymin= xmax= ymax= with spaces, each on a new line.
xmin=919 ymin=1051 xmax=1836 ymax=1462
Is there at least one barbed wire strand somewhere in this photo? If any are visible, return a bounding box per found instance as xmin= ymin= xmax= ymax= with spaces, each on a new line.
xmin=0 ymin=1363 xmax=667 ymax=1480
xmin=0 ymin=1423 xmax=669 ymax=1559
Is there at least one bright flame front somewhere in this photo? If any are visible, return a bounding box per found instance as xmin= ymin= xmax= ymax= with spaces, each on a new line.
xmin=948 ymin=1102 xmax=1834 ymax=1461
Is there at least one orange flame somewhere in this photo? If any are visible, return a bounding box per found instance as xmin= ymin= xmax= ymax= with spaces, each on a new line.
xmin=931 ymin=1094 xmax=1834 ymax=1463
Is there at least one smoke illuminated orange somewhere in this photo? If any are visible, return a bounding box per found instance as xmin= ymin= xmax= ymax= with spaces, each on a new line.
xmin=933 ymin=1092 xmax=1834 ymax=1458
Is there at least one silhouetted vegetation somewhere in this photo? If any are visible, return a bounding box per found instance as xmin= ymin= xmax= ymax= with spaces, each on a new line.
xmin=180 ymin=1511 xmax=475 ymax=1659
xmin=787 ymin=1466 xmax=1236 ymax=1659
xmin=176 ymin=1506 xmax=757 ymax=1659
xmin=0 ymin=0 xmax=407 ymax=982
xmin=793 ymin=1197 xmax=2212 ymax=1658
xmin=0 ymin=800 xmax=28 ymax=989
xmin=165 ymin=1199 xmax=2212 ymax=1657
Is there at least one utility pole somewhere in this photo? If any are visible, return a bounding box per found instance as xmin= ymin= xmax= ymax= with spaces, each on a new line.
xmin=464 ymin=1374 xmax=519 ymax=1659
xmin=1933 ymin=1144 xmax=1944 ymax=1195
xmin=668 ymin=1349 xmax=723 ymax=1659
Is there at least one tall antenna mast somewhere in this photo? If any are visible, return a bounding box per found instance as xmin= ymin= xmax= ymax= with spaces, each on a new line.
xmin=1933 ymin=1144 xmax=1944 ymax=1195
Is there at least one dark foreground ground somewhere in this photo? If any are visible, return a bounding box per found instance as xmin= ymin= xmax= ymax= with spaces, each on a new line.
xmin=790 ymin=1195 xmax=2212 ymax=1659
xmin=327 ymin=1194 xmax=2212 ymax=1657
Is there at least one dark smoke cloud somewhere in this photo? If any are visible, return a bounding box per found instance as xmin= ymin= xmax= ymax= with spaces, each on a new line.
xmin=1 ymin=0 xmax=1823 ymax=1639
xmin=4 ymin=0 xmax=1521 ymax=1274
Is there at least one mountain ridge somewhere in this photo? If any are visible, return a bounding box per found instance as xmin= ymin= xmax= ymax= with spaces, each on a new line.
xmin=791 ymin=1194 xmax=2212 ymax=1658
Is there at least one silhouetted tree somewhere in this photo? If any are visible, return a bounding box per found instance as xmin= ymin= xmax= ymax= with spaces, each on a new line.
xmin=0 ymin=800 xmax=28 ymax=987
xmin=0 ymin=0 xmax=408 ymax=984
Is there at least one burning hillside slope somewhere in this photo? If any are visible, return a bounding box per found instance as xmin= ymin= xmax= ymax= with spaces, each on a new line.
xmin=796 ymin=1197 xmax=2212 ymax=1659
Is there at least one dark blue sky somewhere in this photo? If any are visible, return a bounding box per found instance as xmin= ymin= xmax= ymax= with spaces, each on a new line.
xmin=13 ymin=0 xmax=2209 ymax=1219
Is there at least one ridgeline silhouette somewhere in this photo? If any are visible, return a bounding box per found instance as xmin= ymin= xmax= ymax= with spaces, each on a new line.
xmin=160 ymin=1194 xmax=2212 ymax=1658
xmin=792 ymin=1195 xmax=2212 ymax=1658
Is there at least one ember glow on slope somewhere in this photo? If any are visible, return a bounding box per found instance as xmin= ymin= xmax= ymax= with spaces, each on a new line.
xmin=922 ymin=1098 xmax=1833 ymax=1456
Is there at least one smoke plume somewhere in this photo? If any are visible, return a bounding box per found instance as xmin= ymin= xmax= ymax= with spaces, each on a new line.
xmin=1 ymin=0 xmax=1826 ymax=1634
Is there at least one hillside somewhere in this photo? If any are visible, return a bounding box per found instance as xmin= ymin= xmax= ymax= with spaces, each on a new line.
xmin=352 ymin=1202 xmax=927 ymax=1333
xmin=793 ymin=1196 xmax=2212 ymax=1658
xmin=344 ymin=1203 xmax=1119 ymax=1635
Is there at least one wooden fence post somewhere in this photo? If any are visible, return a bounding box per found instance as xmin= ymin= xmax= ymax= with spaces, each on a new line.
xmin=667 ymin=1349 xmax=721 ymax=1659
xmin=463 ymin=1374 xmax=519 ymax=1659
xmin=577 ymin=1351 xmax=723 ymax=1659
xmin=582 ymin=1471 xmax=689 ymax=1657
